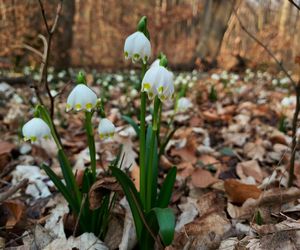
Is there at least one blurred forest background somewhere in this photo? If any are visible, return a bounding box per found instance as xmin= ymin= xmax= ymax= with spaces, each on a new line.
xmin=0 ymin=0 xmax=299 ymax=71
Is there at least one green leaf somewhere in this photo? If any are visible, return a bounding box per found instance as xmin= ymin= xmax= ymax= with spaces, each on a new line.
xmin=156 ymin=167 xmax=177 ymax=208
xmin=57 ymin=149 xmax=81 ymax=205
xmin=151 ymin=207 xmax=175 ymax=246
xmin=110 ymin=166 xmax=144 ymax=240
xmin=219 ymin=147 xmax=235 ymax=157
xmin=145 ymin=125 xmax=158 ymax=210
xmin=122 ymin=115 xmax=140 ymax=136
xmin=40 ymin=163 xmax=77 ymax=212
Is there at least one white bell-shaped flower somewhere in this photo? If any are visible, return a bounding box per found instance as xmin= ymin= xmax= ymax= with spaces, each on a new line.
xmin=98 ymin=118 xmax=116 ymax=139
xmin=124 ymin=31 xmax=151 ymax=63
xmin=150 ymin=59 xmax=160 ymax=68
xmin=66 ymin=84 xmax=98 ymax=112
xmin=142 ymin=65 xmax=174 ymax=102
xmin=177 ymin=97 xmax=192 ymax=112
xmin=22 ymin=118 xmax=51 ymax=142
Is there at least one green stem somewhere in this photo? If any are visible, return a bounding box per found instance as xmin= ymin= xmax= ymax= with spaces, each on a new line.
xmin=85 ymin=111 xmax=97 ymax=179
xmin=146 ymin=97 xmax=161 ymax=211
xmin=139 ymin=63 xmax=147 ymax=208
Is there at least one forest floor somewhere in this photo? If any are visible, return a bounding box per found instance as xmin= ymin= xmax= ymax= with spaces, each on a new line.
xmin=1 ymin=68 xmax=300 ymax=249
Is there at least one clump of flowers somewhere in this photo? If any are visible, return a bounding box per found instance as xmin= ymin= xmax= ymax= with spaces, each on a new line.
xmin=22 ymin=72 xmax=116 ymax=239
xmin=111 ymin=16 xmax=177 ymax=249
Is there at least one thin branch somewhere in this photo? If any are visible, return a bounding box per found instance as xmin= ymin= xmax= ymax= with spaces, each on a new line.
xmin=0 ymin=179 xmax=29 ymax=202
xmin=37 ymin=0 xmax=63 ymax=118
xmin=38 ymin=0 xmax=50 ymax=33
xmin=289 ymin=0 xmax=300 ymax=11
xmin=232 ymin=8 xmax=296 ymax=89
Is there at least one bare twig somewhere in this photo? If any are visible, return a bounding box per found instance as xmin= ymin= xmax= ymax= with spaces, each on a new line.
xmin=0 ymin=179 xmax=28 ymax=202
xmin=37 ymin=0 xmax=63 ymax=118
xmin=289 ymin=0 xmax=300 ymax=11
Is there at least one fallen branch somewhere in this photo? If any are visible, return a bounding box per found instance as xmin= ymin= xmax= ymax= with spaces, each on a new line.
xmin=0 ymin=178 xmax=28 ymax=202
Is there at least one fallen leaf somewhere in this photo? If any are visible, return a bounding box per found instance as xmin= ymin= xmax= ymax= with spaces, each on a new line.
xmin=236 ymin=160 xmax=263 ymax=183
xmin=243 ymin=142 xmax=265 ymax=161
xmin=2 ymin=200 xmax=25 ymax=229
xmin=89 ymin=177 xmax=121 ymax=210
xmin=224 ymin=179 xmax=261 ymax=204
xmin=191 ymin=168 xmax=219 ymax=188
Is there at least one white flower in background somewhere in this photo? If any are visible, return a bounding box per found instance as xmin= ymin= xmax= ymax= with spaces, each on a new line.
xmin=22 ymin=118 xmax=51 ymax=142
xmin=142 ymin=65 xmax=174 ymax=102
xmin=281 ymin=96 xmax=296 ymax=107
xmin=272 ymin=79 xmax=278 ymax=85
xmin=124 ymin=31 xmax=151 ymax=63
xmin=98 ymin=118 xmax=116 ymax=139
xmin=211 ymin=73 xmax=220 ymax=81
xmin=66 ymin=84 xmax=98 ymax=112
xmin=177 ymin=97 xmax=192 ymax=112
xmin=150 ymin=59 xmax=160 ymax=68
xmin=279 ymin=77 xmax=291 ymax=85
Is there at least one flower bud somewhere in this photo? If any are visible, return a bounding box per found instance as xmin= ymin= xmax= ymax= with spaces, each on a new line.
xmin=98 ymin=118 xmax=116 ymax=139
xmin=142 ymin=65 xmax=174 ymax=102
xmin=177 ymin=97 xmax=192 ymax=112
xmin=66 ymin=84 xmax=98 ymax=112
xmin=124 ymin=31 xmax=151 ymax=63
xmin=22 ymin=118 xmax=51 ymax=142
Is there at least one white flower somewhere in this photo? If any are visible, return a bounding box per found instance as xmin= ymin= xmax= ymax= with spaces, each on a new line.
xmin=98 ymin=118 xmax=116 ymax=139
xmin=66 ymin=84 xmax=98 ymax=112
xmin=150 ymin=59 xmax=160 ymax=68
xmin=22 ymin=118 xmax=51 ymax=142
xmin=211 ymin=73 xmax=220 ymax=81
xmin=177 ymin=97 xmax=192 ymax=112
xmin=124 ymin=31 xmax=151 ymax=63
xmin=281 ymin=96 xmax=296 ymax=107
xmin=142 ymin=65 xmax=174 ymax=102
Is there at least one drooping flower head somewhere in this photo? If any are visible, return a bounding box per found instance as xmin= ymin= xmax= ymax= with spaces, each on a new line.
xmin=66 ymin=84 xmax=98 ymax=112
xmin=22 ymin=118 xmax=51 ymax=142
xmin=124 ymin=31 xmax=151 ymax=63
xmin=98 ymin=118 xmax=116 ymax=139
xmin=142 ymin=65 xmax=174 ymax=102
xmin=177 ymin=97 xmax=192 ymax=112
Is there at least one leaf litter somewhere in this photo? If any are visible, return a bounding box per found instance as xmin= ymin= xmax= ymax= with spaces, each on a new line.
xmin=2 ymin=69 xmax=300 ymax=249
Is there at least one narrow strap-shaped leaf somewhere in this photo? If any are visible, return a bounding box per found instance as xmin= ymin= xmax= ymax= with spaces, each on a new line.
xmin=40 ymin=163 xmax=78 ymax=212
xmin=110 ymin=166 xmax=143 ymax=240
xmin=122 ymin=115 xmax=140 ymax=136
xmin=156 ymin=167 xmax=177 ymax=208
xmin=151 ymin=207 xmax=175 ymax=246
xmin=57 ymin=149 xmax=81 ymax=205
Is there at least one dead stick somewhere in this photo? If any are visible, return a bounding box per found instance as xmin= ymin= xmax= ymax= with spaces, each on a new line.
xmin=0 ymin=179 xmax=29 ymax=202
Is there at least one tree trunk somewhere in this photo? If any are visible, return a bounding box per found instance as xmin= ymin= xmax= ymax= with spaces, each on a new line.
xmin=279 ymin=0 xmax=291 ymax=37
xmin=193 ymin=0 xmax=235 ymax=67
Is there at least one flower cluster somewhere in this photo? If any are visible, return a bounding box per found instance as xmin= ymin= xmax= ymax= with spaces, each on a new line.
xmin=23 ymin=83 xmax=115 ymax=142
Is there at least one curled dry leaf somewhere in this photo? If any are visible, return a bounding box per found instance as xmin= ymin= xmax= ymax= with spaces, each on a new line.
xmin=224 ymin=179 xmax=261 ymax=205
xmin=89 ymin=176 xmax=121 ymax=210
